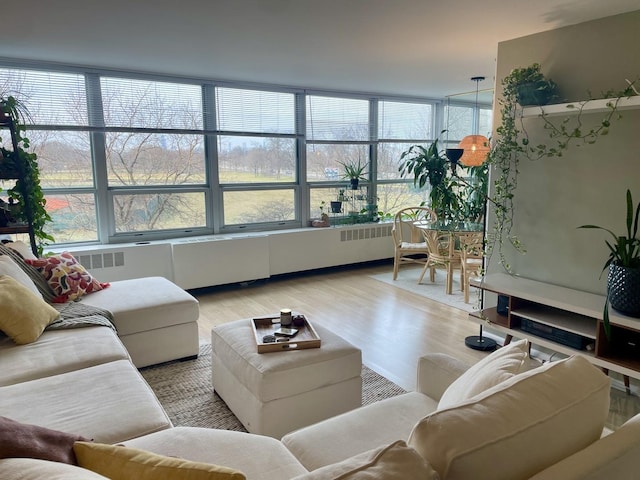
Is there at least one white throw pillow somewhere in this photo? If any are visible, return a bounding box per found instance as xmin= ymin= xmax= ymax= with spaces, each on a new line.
xmin=408 ymin=355 xmax=610 ymax=480
xmin=438 ymin=338 xmax=529 ymax=409
xmin=0 ymin=254 xmax=42 ymax=299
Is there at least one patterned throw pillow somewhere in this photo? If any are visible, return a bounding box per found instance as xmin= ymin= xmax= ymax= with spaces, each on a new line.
xmin=26 ymin=252 xmax=110 ymax=303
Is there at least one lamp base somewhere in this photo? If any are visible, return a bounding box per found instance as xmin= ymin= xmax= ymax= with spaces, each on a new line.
xmin=465 ymin=335 xmax=497 ymax=351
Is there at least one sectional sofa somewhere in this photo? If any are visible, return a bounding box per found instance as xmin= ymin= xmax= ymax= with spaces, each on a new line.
xmin=1 ymin=241 xmax=640 ymax=479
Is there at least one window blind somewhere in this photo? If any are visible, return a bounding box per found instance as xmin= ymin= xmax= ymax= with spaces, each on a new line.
xmin=0 ymin=68 xmax=88 ymax=126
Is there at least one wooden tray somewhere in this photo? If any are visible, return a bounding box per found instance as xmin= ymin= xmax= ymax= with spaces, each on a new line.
xmin=251 ymin=314 xmax=321 ymax=353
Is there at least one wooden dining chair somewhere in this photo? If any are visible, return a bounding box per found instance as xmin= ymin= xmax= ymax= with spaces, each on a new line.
xmin=457 ymin=232 xmax=484 ymax=303
xmin=418 ymin=229 xmax=461 ymax=294
xmin=391 ymin=207 xmax=437 ymax=280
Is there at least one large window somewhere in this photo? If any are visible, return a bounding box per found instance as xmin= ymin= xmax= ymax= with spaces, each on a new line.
xmin=0 ymin=63 xmax=490 ymax=246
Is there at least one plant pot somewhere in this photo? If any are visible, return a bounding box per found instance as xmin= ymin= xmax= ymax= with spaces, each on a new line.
xmin=350 ymin=178 xmax=359 ymax=190
xmin=608 ymin=264 xmax=640 ymax=317
xmin=515 ymin=81 xmax=555 ymax=106
xmin=330 ymin=201 xmax=343 ymax=214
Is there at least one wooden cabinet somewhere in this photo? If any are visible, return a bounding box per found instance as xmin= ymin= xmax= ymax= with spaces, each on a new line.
xmin=470 ymin=273 xmax=640 ymax=380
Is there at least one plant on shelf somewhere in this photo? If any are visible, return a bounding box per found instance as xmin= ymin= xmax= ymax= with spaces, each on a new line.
xmin=0 ymin=95 xmax=54 ymax=255
xmin=338 ymin=159 xmax=368 ymax=190
xmin=507 ymin=63 xmax=559 ymax=107
xmin=485 ymin=64 xmax=638 ymax=272
xmin=578 ymin=189 xmax=640 ymax=338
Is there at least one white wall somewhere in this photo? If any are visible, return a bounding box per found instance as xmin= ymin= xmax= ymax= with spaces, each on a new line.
xmin=489 ymin=10 xmax=640 ymax=295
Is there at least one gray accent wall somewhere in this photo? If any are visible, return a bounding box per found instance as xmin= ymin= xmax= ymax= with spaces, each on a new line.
xmin=489 ymin=10 xmax=640 ymax=295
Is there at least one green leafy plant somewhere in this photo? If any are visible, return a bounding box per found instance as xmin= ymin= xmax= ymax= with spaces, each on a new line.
xmin=579 ymin=189 xmax=640 ymax=271
xmin=399 ymin=134 xmax=487 ymax=224
xmin=578 ymin=189 xmax=640 ymax=338
xmin=0 ymin=95 xmax=54 ymax=255
xmin=338 ymin=159 xmax=368 ymax=181
xmin=507 ymin=63 xmax=559 ymax=106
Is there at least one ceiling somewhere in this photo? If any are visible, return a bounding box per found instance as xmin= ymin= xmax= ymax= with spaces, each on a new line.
xmin=1 ymin=1 xmax=638 ymax=100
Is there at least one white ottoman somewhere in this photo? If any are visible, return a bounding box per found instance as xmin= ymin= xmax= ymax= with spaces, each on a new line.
xmin=211 ymin=319 xmax=362 ymax=439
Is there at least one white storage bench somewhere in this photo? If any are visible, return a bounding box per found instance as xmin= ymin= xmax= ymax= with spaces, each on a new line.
xmin=211 ymin=318 xmax=362 ymax=439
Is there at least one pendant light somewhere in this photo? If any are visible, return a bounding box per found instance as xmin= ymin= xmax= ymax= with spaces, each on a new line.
xmin=458 ymin=76 xmax=490 ymax=166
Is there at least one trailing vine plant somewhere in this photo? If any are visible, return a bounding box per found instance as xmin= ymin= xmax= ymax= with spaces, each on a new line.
xmin=0 ymin=95 xmax=54 ymax=255
xmin=485 ymin=65 xmax=639 ymax=272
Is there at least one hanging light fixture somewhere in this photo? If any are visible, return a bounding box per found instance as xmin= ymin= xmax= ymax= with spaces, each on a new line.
xmin=459 ymin=76 xmax=490 ymax=166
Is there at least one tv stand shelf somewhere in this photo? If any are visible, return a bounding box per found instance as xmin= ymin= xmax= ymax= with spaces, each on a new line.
xmin=470 ymin=273 xmax=640 ymax=381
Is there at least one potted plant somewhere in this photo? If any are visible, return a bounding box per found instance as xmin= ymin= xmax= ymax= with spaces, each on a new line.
xmin=505 ymin=63 xmax=559 ymax=106
xmin=330 ymin=189 xmax=346 ymax=214
xmin=0 ymin=96 xmax=54 ymax=255
xmin=338 ymin=159 xmax=367 ymax=190
xmin=579 ymin=189 xmax=640 ymax=337
xmin=398 ymin=136 xmax=468 ymax=224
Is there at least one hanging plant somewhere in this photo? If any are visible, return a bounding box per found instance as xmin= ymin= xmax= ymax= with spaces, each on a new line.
xmin=0 ymin=95 xmax=54 ymax=255
xmin=485 ymin=65 xmax=638 ymax=272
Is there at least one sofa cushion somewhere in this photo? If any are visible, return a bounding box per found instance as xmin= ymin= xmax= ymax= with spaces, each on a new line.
xmin=0 ymin=416 xmax=90 ymax=464
xmin=0 ymin=359 xmax=171 ymax=444
xmin=123 ymin=426 xmax=309 ymax=480
xmin=282 ymin=391 xmax=438 ymax=471
xmin=79 ymin=277 xmax=199 ymax=335
xmin=0 ymin=458 xmax=109 ymax=480
xmin=0 ymin=275 xmax=59 ymax=344
xmin=438 ymin=338 xmax=529 ymax=409
xmin=0 ymin=254 xmax=42 ymax=298
xmin=408 ymin=355 xmax=610 ymax=480
xmin=0 ymin=327 xmax=130 ymax=386
xmin=529 ymin=413 xmax=640 ymax=480
xmin=73 ymin=442 xmax=246 ymax=480
xmin=291 ymin=440 xmax=439 ymax=480
xmin=26 ymin=252 xmax=109 ymax=303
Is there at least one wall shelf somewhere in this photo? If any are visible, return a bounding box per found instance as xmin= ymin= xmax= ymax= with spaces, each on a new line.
xmin=521 ymin=95 xmax=640 ymax=118
xmin=470 ymin=273 xmax=640 ymax=380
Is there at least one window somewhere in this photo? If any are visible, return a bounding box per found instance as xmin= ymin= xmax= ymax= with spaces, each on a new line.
xmin=1 ymin=62 xmax=489 ymax=246
xmin=216 ymin=87 xmax=298 ymax=230
xmin=376 ymin=100 xmax=436 ymax=215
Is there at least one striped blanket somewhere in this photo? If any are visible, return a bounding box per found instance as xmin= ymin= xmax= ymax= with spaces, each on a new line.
xmin=0 ymin=243 xmax=116 ymax=332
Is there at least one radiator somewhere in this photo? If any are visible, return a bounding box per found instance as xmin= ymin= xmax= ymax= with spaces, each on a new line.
xmin=171 ymin=235 xmax=270 ymax=290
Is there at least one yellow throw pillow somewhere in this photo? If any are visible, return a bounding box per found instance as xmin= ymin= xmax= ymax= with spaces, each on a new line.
xmin=73 ymin=442 xmax=246 ymax=480
xmin=0 ymin=275 xmax=59 ymax=344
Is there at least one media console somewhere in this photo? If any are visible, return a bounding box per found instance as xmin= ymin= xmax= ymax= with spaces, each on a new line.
xmin=469 ymin=273 xmax=640 ymax=382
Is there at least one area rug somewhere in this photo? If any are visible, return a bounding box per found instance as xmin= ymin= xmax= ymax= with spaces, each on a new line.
xmin=369 ymin=266 xmax=478 ymax=313
xmin=141 ymin=344 xmax=407 ymax=431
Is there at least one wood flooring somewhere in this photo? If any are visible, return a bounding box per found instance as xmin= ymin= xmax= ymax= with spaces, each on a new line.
xmin=192 ymin=260 xmax=640 ymax=428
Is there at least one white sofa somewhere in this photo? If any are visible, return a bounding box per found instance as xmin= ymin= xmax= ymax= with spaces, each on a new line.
xmin=2 ymin=316 xmax=640 ymax=479
xmin=0 ymin=240 xmax=200 ymax=368
xmin=2 ymin=241 xmax=640 ymax=478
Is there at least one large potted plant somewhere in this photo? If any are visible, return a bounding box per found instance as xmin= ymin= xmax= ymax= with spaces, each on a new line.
xmin=579 ymin=189 xmax=640 ymax=337
xmin=399 ymin=136 xmax=481 ymax=224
